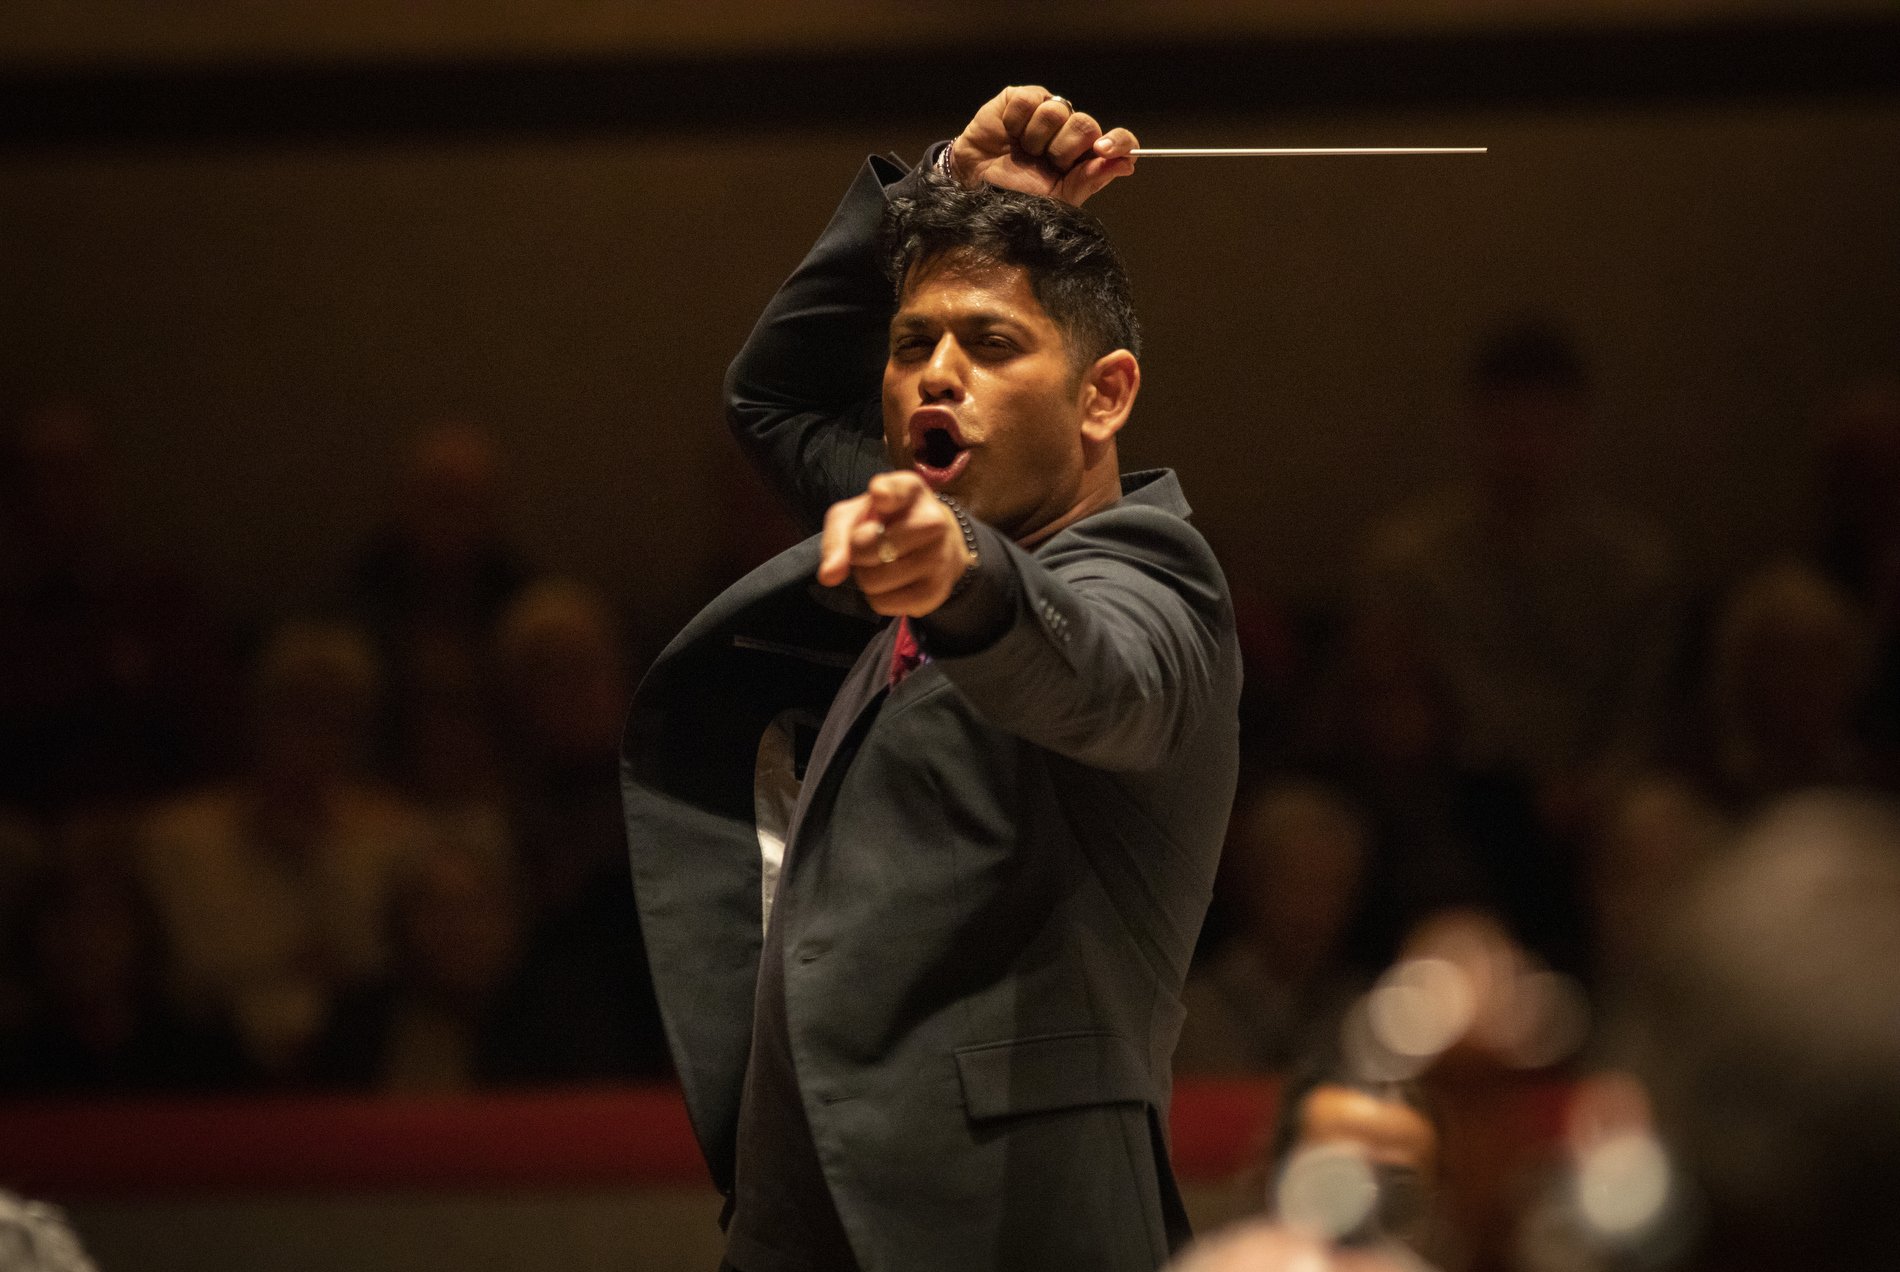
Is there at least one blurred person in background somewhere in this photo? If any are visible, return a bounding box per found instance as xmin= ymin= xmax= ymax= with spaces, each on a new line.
xmin=1357 ymin=320 xmax=1682 ymax=825
xmin=489 ymin=579 xmax=669 ymax=1081
xmin=1583 ymin=776 xmax=1727 ymax=1002
xmin=1814 ymin=377 xmax=1900 ymax=760
xmin=0 ymin=399 xmax=237 ymax=815
xmin=1699 ymin=559 xmax=1880 ymax=808
xmin=346 ymin=418 xmax=536 ymax=775
xmin=1579 ymin=558 xmax=1875 ymax=1000
xmin=136 ymin=621 xmax=432 ymax=1080
xmin=384 ymin=640 xmax=513 ymax=871
xmin=0 ymin=810 xmax=44 ymax=1037
xmin=306 ymin=840 xmax=522 ymax=1092
xmin=1295 ymin=608 xmax=1482 ymax=967
xmin=1177 ymin=781 xmax=1373 ymax=1074
xmin=1 ymin=816 xmax=251 ymax=1094
xmin=496 ymin=580 xmax=631 ymax=920
xmin=1354 ymin=320 xmax=1681 ymax=973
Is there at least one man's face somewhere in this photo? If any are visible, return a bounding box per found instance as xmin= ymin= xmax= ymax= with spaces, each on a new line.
xmin=882 ymin=254 xmax=1090 ymax=539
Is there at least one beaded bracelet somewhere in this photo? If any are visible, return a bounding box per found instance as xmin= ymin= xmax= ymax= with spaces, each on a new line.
xmin=935 ymin=492 xmax=980 ymax=599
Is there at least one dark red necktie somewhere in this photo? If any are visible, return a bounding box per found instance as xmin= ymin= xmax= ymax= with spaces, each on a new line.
xmin=888 ymin=616 xmax=926 ymax=687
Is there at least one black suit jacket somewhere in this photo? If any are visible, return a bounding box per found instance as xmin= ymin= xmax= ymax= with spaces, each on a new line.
xmin=622 ymin=149 xmax=1242 ymax=1272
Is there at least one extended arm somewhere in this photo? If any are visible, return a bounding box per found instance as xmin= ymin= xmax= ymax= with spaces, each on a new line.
xmin=926 ymin=506 xmax=1236 ymax=773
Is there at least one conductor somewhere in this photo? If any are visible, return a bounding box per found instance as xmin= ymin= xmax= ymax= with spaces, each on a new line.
xmin=622 ymin=86 xmax=1243 ymax=1272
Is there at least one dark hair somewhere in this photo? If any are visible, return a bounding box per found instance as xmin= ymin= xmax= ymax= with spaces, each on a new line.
xmin=1468 ymin=317 xmax=1589 ymax=394
xmin=882 ymin=172 xmax=1141 ymax=368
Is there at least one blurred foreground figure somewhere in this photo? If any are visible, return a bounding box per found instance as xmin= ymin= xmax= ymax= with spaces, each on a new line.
xmin=1266 ymin=1075 xmax=1441 ymax=1257
xmin=0 ymin=1191 xmax=97 ymax=1272
xmin=1618 ymin=793 xmax=1900 ymax=1271
xmin=1168 ymin=1219 xmax=1424 ymax=1272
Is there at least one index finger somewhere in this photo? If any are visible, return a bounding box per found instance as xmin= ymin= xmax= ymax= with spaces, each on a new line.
xmin=866 ymin=470 xmax=927 ymax=520
xmin=818 ymin=493 xmax=873 ymax=586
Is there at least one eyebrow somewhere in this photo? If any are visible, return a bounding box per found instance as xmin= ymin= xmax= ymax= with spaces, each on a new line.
xmin=890 ymin=310 xmax=1032 ymax=334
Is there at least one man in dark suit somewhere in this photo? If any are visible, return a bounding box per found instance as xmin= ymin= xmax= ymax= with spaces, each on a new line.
xmin=622 ymin=87 xmax=1242 ymax=1272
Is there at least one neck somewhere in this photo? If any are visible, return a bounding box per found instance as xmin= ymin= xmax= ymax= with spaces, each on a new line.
xmin=1017 ymin=449 xmax=1122 ymax=548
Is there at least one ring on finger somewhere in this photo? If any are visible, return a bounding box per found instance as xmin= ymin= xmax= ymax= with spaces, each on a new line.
xmin=1046 ymin=95 xmax=1072 ymax=111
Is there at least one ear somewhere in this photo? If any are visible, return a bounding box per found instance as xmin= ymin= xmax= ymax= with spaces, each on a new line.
xmin=1078 ymin=350 xmax=1140 ymax=444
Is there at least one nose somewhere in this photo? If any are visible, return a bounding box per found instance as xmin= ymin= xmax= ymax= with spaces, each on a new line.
xmin=918 ymin=333 xmax=967 ymax=403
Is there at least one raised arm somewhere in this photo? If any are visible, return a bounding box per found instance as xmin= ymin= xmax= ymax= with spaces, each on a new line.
xmin=726 ymin=86 xmax=1138 ymax=536
xmin=722 ymin=154 xmax=920 ymax=534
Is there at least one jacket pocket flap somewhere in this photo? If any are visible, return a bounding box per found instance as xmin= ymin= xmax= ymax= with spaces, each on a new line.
xmin=954 ymin=1031 xmax=1150 ymax=1122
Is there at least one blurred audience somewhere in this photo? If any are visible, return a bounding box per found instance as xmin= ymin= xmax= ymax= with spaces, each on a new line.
xmin=6 ymin=333 xmax=1900 ymax=1272
xmin=1348 ymin=319 xmax=1684 ymax=977
xmin=136 ymin=622 xmax=433 ymax=1079
xmin=0 ymin=400 xmax=236 ymax=815
xmin=348 ymin=418 xmax=531 ymax=652
xmin=384 ymin=640 xmax=513 ymax=869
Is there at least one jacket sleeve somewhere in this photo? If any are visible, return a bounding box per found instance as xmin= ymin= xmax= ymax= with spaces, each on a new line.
xmin=723 ymin=150 xmax=938 ymax=535
xmin=924 ymin=508 xmax=1238 ymax=773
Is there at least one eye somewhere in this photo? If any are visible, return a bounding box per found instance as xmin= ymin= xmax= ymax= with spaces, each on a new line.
xmin=890 ymin=336 xmax=932 ymax=359
xmin=975 ymin=335 xmax=1017 ymax=357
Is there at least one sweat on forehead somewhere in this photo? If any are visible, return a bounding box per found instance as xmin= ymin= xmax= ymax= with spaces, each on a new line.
xmin=898 ymin=246 xmax=1022 ymax=294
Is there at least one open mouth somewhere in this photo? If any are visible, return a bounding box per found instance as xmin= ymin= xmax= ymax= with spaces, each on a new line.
xmin=908 ymin=411 xmax=971 ymax=488
xmin=919 ymin=427 xmax=961 ymax=470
